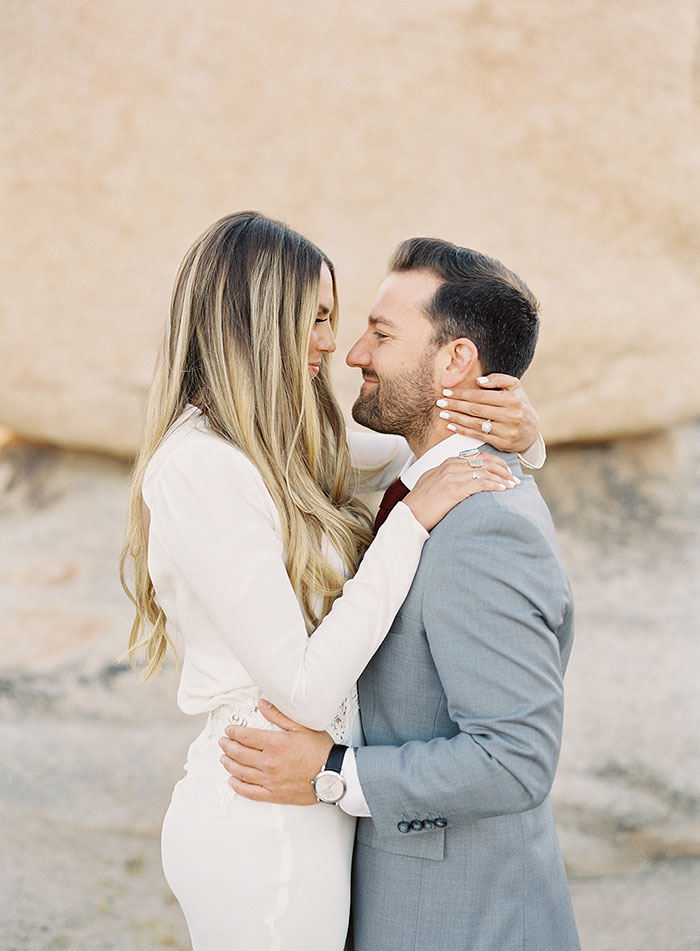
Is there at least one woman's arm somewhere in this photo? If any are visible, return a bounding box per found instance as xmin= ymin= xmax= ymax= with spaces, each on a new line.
xmin=346 ymin=429 xmax=412 ymax=492
xmin=145 ymin=434 xmax=511 ymax=731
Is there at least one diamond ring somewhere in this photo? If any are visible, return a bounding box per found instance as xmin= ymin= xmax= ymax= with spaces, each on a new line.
xmin=481 ymin=419 xmax=493 ymax=435
xmin=468 ymin=455 xmax=484 ymax=469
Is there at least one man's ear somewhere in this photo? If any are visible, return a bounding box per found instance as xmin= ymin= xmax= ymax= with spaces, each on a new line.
xmin=437 ymin=337 xmax=480 ymax=389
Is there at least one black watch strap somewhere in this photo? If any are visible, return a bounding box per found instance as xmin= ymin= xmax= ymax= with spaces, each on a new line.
xmin=324 ymin=743 xmax=348 ymax=774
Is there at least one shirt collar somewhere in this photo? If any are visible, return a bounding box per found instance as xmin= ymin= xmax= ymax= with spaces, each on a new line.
xmin=399 ymin=433 xmax=485 ymax=490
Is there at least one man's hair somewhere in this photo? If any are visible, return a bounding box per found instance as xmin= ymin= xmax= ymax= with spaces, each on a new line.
xmin=389 ymin=237 xmax=539 ymax=378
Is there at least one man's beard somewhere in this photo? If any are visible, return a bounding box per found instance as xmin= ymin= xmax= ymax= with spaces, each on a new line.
xmin=351 ymin=350 xmax=437 ymax=446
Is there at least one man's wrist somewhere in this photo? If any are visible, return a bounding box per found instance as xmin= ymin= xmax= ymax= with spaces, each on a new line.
xmin=311 ymin=743 xmax=348 ymax=805
xmin=338 ymin=746 xmax=373 ymax=818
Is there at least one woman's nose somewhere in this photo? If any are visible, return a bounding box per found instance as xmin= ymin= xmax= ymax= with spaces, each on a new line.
xmin=319 ymin=322 xmax=336 ymax=353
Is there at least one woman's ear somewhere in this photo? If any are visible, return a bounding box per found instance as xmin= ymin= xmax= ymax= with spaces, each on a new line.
xmin=437 ymin=337 xmax=480 ymax=389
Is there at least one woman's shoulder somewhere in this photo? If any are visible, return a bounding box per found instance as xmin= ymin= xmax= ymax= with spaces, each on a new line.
xmin=144 ymin=408 xmax=265 ymax=497
xmin=346 ymin=428 xmax=409 ymax=469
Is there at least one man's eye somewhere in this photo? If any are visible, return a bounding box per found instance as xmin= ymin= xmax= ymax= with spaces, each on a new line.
xmin=373 ymin=331 xmax=388 ymax=340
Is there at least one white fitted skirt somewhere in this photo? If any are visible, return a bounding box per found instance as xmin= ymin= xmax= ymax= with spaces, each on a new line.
xmin=161 ymin=701 xmax=357 ymax=951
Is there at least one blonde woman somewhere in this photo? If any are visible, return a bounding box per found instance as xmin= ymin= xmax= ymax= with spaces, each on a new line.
xmin=121 ymin=212 xmax=541 ymax=950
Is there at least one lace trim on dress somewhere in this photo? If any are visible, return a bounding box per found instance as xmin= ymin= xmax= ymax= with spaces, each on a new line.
xmin=184 ymin=687 xmax=360 ymax=815
xmin=327 ymin=686 xmax=360 ymax=745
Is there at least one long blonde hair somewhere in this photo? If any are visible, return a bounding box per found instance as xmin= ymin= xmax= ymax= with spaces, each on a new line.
xmin=121 ymin=211 xmax=373 ymax=677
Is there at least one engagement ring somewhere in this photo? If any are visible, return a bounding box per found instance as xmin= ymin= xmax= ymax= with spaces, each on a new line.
xmin=481 ymin=419 xmax=493 ymax=435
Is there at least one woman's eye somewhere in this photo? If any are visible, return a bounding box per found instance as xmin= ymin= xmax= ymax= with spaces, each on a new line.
xmin=315 ymin=317 xmax=329 ymax=324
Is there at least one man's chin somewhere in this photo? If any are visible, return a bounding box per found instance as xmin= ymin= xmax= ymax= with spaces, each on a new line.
xmin=351 ymin=397 xmax=391 ymax=434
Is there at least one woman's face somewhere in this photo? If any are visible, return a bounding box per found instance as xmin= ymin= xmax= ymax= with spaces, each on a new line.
xmin=307 ymin=263 xmax=337 ymax=377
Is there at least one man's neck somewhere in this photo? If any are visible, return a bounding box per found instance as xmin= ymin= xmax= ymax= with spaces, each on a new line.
xmin=406 ymin=424 xmax=452 ymax=461
xmin=404 ymin=373 xmax=481 ymax=459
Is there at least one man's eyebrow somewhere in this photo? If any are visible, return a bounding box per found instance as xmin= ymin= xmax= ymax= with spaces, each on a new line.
xmin=368 ymin=313 xmax=399 ymax=330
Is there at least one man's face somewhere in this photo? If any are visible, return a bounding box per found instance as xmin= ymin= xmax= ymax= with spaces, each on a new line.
xmin=346 ymin=269 xmax=442 ymax=440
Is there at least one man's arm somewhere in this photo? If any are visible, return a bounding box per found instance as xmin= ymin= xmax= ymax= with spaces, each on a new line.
xmin=218 ymin=702 xmax=371 ymax=811
xmin=354 ymin=502 xmax=572 ymax=839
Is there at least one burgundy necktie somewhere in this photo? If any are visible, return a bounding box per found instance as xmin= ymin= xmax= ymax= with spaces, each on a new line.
xmin=373 ymin=478 xmax=410 ymax=534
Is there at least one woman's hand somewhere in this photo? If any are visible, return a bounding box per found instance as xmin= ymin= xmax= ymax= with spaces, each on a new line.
xmin=435 ymin=374 xmax=540 ymax=453
xmin=403 ymin=451 xmax=518 ymax=532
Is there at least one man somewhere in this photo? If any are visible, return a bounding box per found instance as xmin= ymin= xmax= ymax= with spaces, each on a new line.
xmin=220 ymin=238 xmax=580 ymax=950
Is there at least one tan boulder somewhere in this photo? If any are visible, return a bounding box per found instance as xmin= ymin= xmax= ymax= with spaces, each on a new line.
xmin=1 ymin=0 xmax=699 ymax=454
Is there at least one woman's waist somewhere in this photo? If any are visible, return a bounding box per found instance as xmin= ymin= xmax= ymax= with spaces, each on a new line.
xmin=181 ymin=687 xmax=362 ymax=747
xmin=205 ymin=696 xmax=279 ymax=734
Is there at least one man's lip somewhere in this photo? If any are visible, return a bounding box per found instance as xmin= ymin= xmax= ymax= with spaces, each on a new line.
xmin=361 ymin=375 xmax=378 ymax=385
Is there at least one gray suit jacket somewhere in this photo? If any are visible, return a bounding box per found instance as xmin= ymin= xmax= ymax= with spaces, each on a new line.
xmin=352 ymin=452 xmax=580 ymax=951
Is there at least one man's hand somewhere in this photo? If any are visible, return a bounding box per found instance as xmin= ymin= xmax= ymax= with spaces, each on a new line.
xmin=436 ymin=373 xmax=540 ymax=453
xmin=218 ymin=699 xmax=334 ymax=805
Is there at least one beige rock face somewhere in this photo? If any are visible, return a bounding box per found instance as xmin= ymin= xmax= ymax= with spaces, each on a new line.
xmin=1 ymin=1 xmax=699 ymax=453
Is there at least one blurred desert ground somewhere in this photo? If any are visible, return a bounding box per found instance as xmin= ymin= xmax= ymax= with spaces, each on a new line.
xmin=1 ymin=1 xmax=699 ymax=949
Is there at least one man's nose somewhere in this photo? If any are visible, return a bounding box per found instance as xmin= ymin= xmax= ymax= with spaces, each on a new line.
xmin=346 ymin=335 xmax=370 ymax=367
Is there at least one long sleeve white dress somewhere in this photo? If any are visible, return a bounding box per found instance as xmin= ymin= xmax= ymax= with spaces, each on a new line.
xmin=145 ymin=407 xmax=427 ymax=951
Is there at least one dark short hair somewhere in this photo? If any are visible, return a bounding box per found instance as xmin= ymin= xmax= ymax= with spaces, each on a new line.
xmin=389 ymin=237 xmax=539 ymax=378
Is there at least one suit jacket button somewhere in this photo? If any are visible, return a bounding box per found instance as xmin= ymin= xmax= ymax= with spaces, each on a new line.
xmin=423 ymin=819 xmax=434 ymax=830
xmin=410 ymin=819 xmax=424 ymax=831
xmin=434 ymin=817 xmax=447 ymax=828
xmin=398 ymin=821 xmax=411 ymax=833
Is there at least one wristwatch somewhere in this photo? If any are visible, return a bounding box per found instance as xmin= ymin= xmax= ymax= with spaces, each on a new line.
xmin=311 ymin=744 xmax=348 ymax=805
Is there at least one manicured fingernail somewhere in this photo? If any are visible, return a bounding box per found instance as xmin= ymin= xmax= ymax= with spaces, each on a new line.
xmin=477 ymin=376 xmax=489 ymax=384
xmin=513 ymin=476 xmax=521 ymax=484
xmin=436 ymin=398 xmax=448 ymax=408
xmin=442 ymin=388 xmax=453 ymax=397
xmin=446 ymin=423 xmax=457 ymax=431
xmin=439 ymin=410 xmax=450 ymax=419
xmin=259 ymin=698 xmax=270 ymax=709
xmin=498 ymin=483 xmax=507 ymax=490
xmin=507 ymin=480 xmax=516 ymax=488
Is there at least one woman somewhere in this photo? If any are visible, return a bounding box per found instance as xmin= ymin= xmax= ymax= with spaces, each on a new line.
xmin=121 ymin=212 xmax=540 ymax=950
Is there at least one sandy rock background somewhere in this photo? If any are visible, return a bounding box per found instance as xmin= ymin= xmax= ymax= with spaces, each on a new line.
xmin=2 ymin=426 xmax=699 ymax=950
xmin=2 ymin=2 xmax=700 ymax=949
xmin=2 ymin=0 xmax=700 ymax=453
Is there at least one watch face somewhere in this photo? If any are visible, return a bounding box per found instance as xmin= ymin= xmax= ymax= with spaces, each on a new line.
xmin=313 ymin=771 xmax=346 ymax=804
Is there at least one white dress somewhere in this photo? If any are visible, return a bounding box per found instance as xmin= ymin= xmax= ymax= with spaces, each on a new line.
xmin=144 ymin=407 xmax=426 ymax=951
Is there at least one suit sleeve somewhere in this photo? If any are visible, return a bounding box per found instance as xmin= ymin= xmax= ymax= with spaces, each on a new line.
xmin=354 ymin=502 xmax=572 ymax=838
xmin=144 ymin=434 xmax=428 ymax=730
